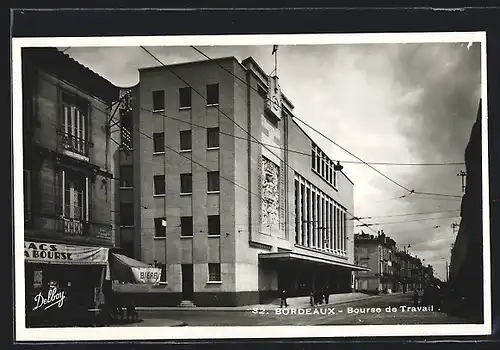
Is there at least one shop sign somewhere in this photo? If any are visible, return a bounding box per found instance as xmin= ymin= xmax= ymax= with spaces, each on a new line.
xmin=32 ymin=285 xmax=66 ymax=312
xmin=24 ymin=241 xmax=109 ymax=265
xmin=131 ymin=267 xmax=162 ymax=284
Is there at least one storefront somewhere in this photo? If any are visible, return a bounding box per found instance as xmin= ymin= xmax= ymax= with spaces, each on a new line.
xmin=24 ymin=241 xmax=109 ymax=327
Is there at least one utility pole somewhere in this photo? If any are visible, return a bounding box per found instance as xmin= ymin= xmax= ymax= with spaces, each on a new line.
xmin=445 ymin=261 xmax=449 ymax=282
xmin=457 ymin=171 xmax=467 ymax=194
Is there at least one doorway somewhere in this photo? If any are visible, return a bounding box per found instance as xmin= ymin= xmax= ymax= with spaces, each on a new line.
xmin=181 ymin=264 xmax=194 ymax=300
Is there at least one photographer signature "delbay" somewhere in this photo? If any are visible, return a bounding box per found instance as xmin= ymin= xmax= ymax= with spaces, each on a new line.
xmin=32 ymin=286 xmax=66 ymax=311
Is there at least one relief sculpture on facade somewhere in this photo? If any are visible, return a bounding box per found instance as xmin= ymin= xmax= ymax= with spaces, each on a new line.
xmin=261 ymin=157 xmax=280 ymax=231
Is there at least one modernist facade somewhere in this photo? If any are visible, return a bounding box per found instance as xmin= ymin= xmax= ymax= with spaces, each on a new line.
xmin=22 ymin=48 xmax=120 ymax=326
xmin=117 ymin=56 xmax=366 ymax=306
xmin=354 ymin=232 xmax=430 ymax=294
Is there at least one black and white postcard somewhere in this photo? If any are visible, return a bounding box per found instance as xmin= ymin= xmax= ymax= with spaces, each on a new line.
xmin=12 ymin=32 xmax=491 ymax=341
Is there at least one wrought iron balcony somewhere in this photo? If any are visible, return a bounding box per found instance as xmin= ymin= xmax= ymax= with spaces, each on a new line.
xmin=61 ymin=217 xmax=85 ymax=236
xmin=58 ymin=131 xmax=91 ymax=157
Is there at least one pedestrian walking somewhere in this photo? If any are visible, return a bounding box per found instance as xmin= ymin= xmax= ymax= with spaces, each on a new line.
xmin=280 ymin=288 xmax=288 ymax=308
xmin=310 ymin=289 xmax=316 ymax=307
xmin=413 ymin=289 xmax=419 ymax=307
xmin=324 ymin=286 xmax=330 ymax=304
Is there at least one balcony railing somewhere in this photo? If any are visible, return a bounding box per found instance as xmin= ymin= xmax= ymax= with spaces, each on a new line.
xmin=27 ymin=214 xmax=113 ymax=244
xmin=58 ymin=131 xmax=91 ymax=157
xmin=62 ymin=217 xmax=85 ymax=236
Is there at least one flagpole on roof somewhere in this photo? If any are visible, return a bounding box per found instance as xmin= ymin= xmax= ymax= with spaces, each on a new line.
xmin=272 ymin=45 xmax=278 ymax=77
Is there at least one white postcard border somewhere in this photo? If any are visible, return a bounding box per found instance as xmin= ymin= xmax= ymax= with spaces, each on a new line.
xmin=12 ymin=31 xmax=490 ymax=341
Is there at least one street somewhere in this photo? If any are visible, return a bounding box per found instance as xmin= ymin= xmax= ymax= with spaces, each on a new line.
xmin=134 ymin=293 xmax=470 ymax=327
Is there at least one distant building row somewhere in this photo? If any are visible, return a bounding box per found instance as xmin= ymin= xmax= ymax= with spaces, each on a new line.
xmin=354 ymin=231 xmax=435 ymax=294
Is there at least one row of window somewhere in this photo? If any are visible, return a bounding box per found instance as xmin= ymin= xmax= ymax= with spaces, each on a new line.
xmin=311 ymin=143 xmax=337 ymax=188
xmin=153 ymin=171 xmax=220 ymax=195
xmin=151 ymin=262 xmax=221 ymax=283
xmin=294 ymin=173 xmax=347 ymax=255
xmin=152 ymin=83 xmax=219 ymax=111
xmin=153 ymin=215 xmax=220 ymax=238
xmin=152 ymin=128 xmax=220 ymax=153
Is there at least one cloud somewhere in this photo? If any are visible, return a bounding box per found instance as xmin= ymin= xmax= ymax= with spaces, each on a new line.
xmin=59 ymin=41 xmax=480 ymax=281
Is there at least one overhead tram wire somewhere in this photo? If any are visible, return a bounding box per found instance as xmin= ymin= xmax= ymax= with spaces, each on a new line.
xmin=138 ymin=46 xmax=381 ymax=236
xmin=189 ymin=45 xmax=464 ymax=199
xmin=349 ymin=209 xmax=460 ymax=220
xmin=52 ymin=51 xmax=464 ymax=167
xmin=34 ymin=69 xmax=458 ymax=241
xmin=355 ymin=214 xmax=460 ymax=227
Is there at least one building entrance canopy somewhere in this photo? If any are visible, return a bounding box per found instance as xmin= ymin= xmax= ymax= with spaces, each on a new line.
xmin=24 ymin=241 xmax=109 ymax=265
xmin=109 ymin=253 xmax=162 ymax=285
xmin=259 ymin=251 xmax=370 ymax=271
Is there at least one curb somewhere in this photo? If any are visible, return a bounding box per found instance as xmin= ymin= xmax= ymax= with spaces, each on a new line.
xmin=136 ymin=295 xmax=383 ymax=312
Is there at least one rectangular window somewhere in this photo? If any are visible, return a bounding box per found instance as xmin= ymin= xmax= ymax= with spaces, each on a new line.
xmin=120 ymin=111 xmax=133 ymax=149
xmin=208 ymin=263 xmax=221 ymax=282
xmin=153 ymin=132 xmax=165 ymax=153
xmin=179 ymin=87 xmax=192 ymax=109
xmin=207 ymin=127 xmax=220 ymax=148
xmin=207 ymin=171 xmax=220 ymax=192
xmin=159 ymin=262 xmax=167 ymax=283
xmin=181 ymin=216 xmax=193 ymax=237
xmin=330 ymin=161 xmax=334 ymax=185
xmin=120 ymin=203 xmax=134 ymax=226
xmin=63 ymin=171 xmax=86 ymax=221
xmin=208 ymin=215 xmax=220 ymax=236
xmin=311 ymin=145 xmax=316 ymax=169
xmin=153 ymin=175 xmax=165 ymax=195
xmin=61 ymin=94 xmax=88 ymax=156
xmin=154 ymin=217 xmax=166 ymax=238
xmin=152 ymin=90 xmax=165 ymax=112
xmin=60 ymin=170 xmax=88 ymax=236
xmin=179 ymin=130 xmax=192 ymax=151
xmin=206 ymin=83 xmax=219 ymax=105
xmin=180 ymin=173 xmax=192 ymax=194
xmin=120 ymin=165 xmax=133 ymax=188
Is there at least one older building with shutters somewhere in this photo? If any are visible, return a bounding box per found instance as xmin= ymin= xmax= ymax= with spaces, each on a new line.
xmin=22 ymin=48 xmax=120 ymax=326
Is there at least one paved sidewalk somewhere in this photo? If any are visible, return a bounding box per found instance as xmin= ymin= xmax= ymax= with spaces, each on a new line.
xmin=114 ymin=318 xmax=186 ymax=327
xmin=136 ymin=292 xmax=381 ymax=312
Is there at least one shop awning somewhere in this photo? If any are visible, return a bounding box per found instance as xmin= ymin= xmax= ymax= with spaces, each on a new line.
xmin=24 ymin=241 xmax=109 ymax=265
xmin=109 ymin=253 xmax=162 ymax=284
xmin=258 ymin=251 xmax=371 ymax=271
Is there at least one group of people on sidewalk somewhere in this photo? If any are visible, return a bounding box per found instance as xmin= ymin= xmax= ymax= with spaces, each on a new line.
xmin=279 ymin=287 xmax=332 ymax=308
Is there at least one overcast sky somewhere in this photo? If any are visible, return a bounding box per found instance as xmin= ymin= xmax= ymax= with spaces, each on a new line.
xmin=60 ymin=42 xmax=481 ymax=280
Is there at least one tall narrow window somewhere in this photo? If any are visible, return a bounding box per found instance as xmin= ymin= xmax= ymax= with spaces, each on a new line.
xmin=208 ymin=215 xmax=220 ymax=236
xmin=153 ymin=175 xmax=165 ymax=195
xmin=181 ymin=216 xmax=193 ymax=237
xmin=208 ymin=263 xmax=221 ymax=282
xmin=207 ymin=128 xmax=219 ymax=148
xmin=152 ymin=90 xmax=165 ymax=112
xmin=61 ymin=170 xmax=88 ymax=236
xmin=154 ymin=217 xmax=166 ymax=238
xmin=120 ymin=203 xmax=134 ymax=226
xmin=206 ymin=83 xmax=219 ymax=105
xmin=311 ymin=145 xmax=316 ymax=169
xmin=294 ymin=179 xmax=299 ymax=244
xmin=207 ymin=171 xmax=220 ymax=192
xmin=179 ymin=87 xmax=192 ymax=108
xmin=180 ymin=173 xmax=193 ymax=194
xmin=120 ymin=165 xmax=133 ymax=188
xmin=61 ymin=94 xmax=88 ymax=156
xmin=64 ymin=173 xmax=86 ymax=221
xmin=179 ymin=130 xmax=192 ymax=151
xmin=153 ymin=132 xmax=165 ymax=153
